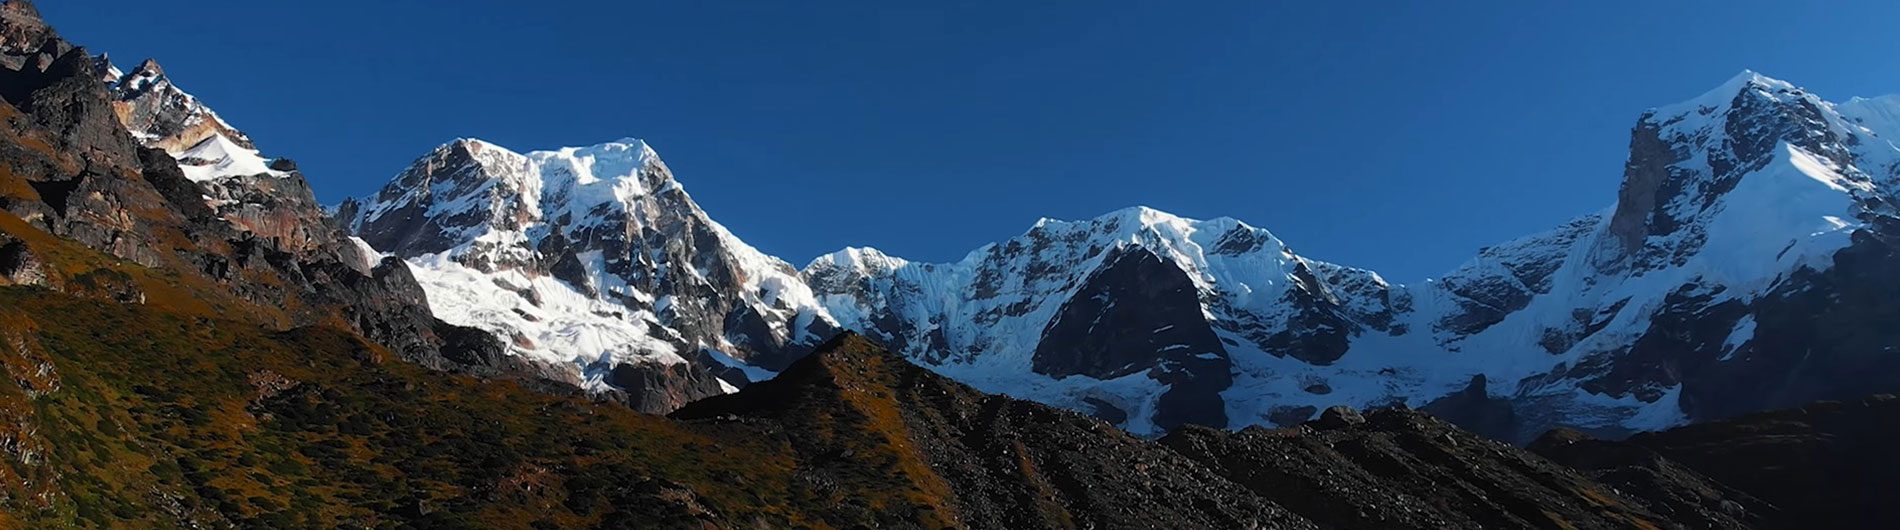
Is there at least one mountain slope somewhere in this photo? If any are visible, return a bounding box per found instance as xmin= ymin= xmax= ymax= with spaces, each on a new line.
xmin=675 ymin=332 xmax=1735 ymax=529
xmin=804 ymin=207 xmax=1404 ymax=435
xmin=341 ymin=138 xmax=839 ymax=412
xmin=0 ymin=243 xmax=1753 ymax=530
xmin=674 ymin=333 xmax=1315 ymax=529
xmin=0 ymin=0 xmax=526 ymax=387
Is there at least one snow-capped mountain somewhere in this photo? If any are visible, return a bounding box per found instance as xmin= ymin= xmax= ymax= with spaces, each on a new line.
xmin=805 ymin=207 xmax=1405 ymax=434
xmin=341 ymin=138 xmax=838 ymax=411
xmin=813 ymin=71 xmax=1900 ymax=440
xmin=346 ymin=71 xmax=1900 ymax=441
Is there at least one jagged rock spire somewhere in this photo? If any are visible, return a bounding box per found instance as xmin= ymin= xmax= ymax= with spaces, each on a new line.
xmin=132 ymin=57 xmax=163 ymax=77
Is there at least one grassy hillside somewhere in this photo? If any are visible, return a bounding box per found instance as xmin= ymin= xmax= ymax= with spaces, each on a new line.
xmin=0 ymin=209 xmax=833 ymax=529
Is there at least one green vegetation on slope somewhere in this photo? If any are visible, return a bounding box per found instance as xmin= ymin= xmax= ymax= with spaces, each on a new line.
xmin=0 ymin=209 xmax=830 ymax=529
xmin=0 ymin=286 xmax=830 ymax=529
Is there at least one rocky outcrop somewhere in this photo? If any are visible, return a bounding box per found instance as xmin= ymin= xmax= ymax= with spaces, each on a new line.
xmin=0 ymin=231 xmax=42 ymax=286
xmin=601 ymin=360 xmax=728 ymax=415
xmin=1032 ymin=246 xmax=1232 ymax=430
xmin=98 ymin=57 xmax=253 ymax=153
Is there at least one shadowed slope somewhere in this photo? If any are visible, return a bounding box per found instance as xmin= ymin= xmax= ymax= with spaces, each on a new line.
xmin=674 ymin=332 xmax=1316 ymax=529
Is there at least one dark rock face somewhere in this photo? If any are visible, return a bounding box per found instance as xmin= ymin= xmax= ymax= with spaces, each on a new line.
xmin=349 ymin=140 xmax=531 ymax=262
xmin=1530 ymin=428 xmax=1773 ymax=529
xmin=1310 ymin=405 xmax=1363 ymax=429
xmin=1677 ymin=226 xmax=1900 ymax=420
xmin=1249 ymin=260 xmax=1357 ymax=365
xmin=1554 ymin=218 xmax=1900 ymax=440
xmin=1421 ymin=374 xmax=1519 ymax=441
xmin=0 ymin=232 xmax=42 ymax=285
xmin=1603 ymin=118 xmax=1677 ymax=260
xmin=1627 ymin=395 xmax=1900 ymax=530
xmin=1032 ymin=246 xmax=1232 ymax=430
xmin=1208 ymin=258 xmax=1375 ymax=368
xmin=1162 ymin=406 xmax=1711 ymax=530
xmin=603 ymin=360 xmax=728 ymax=415
xmin=1598 ymin=80 xmax=1850 ymax=272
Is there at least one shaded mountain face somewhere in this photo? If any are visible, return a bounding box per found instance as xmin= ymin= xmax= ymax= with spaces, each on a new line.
xmin=1608 ymin=394 xmax=1900 ymax=530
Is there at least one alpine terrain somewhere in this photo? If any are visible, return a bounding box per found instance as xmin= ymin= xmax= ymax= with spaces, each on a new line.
xmin=345 ymin=69 xmax=1900 ymax=443
xmin=3 ymin=0 xmax=1900 ymax=528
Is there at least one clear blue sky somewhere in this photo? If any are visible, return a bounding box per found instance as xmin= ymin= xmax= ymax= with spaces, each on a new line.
xmin=38 ymin=1 xmax=1900 ymax=281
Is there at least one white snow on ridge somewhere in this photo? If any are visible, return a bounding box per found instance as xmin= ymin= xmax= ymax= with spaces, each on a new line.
xmin=174 ymin=133 xmax=288 ymax=182
xmin=407 ymin=251 xmax=689 ymax=391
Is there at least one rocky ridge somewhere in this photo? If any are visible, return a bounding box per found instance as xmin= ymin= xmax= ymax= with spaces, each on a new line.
xmin=0 ymin=0 xmax=520 ymax=378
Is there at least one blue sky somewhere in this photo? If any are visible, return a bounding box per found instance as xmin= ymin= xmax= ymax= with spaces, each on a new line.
xmin=39 ymin=1 xmax=1900 ymax=281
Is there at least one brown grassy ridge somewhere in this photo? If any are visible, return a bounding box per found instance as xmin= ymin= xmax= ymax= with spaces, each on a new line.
xmin=674 ymin=334 xmax=964 ymax=528
xmin=0 ymin=211 xmax=844 ymax=529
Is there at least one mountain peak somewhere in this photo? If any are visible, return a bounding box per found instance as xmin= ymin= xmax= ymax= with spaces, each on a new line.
xmin=1035 ymin=205 xmax=1182 ymax=229
xmin=0 ymin=0 xmax=51 ymax=53
xmin=1652 ymin=70 xmax=1802 ymax=119
xmin=806 ymin=246 xmax=909 ymax=273
xmin=132 ymin=57 xmax=163 ymax=76
xmin=0 ymin=0 xmax=38 ymax=19
xmin=790 ymin=332 xmax=907 ymax=377
xmin=433 ymin=137 xmax=514 ymax=160
xmin=671 ymin=334 xmax=928 ymax=424
xmin=531 ymin=137 xmax=662 ymax=183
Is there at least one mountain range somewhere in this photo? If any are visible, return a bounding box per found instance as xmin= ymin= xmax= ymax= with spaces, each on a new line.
xmin=337 ymin=69 xmax=1900 ymax=443
xmin=4 ymin=0 xmax=1900 ymax=527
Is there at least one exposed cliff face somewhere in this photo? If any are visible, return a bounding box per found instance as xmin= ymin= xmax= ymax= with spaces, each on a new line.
xmin=1031 ymin=246 xmax=1234 ymax=431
